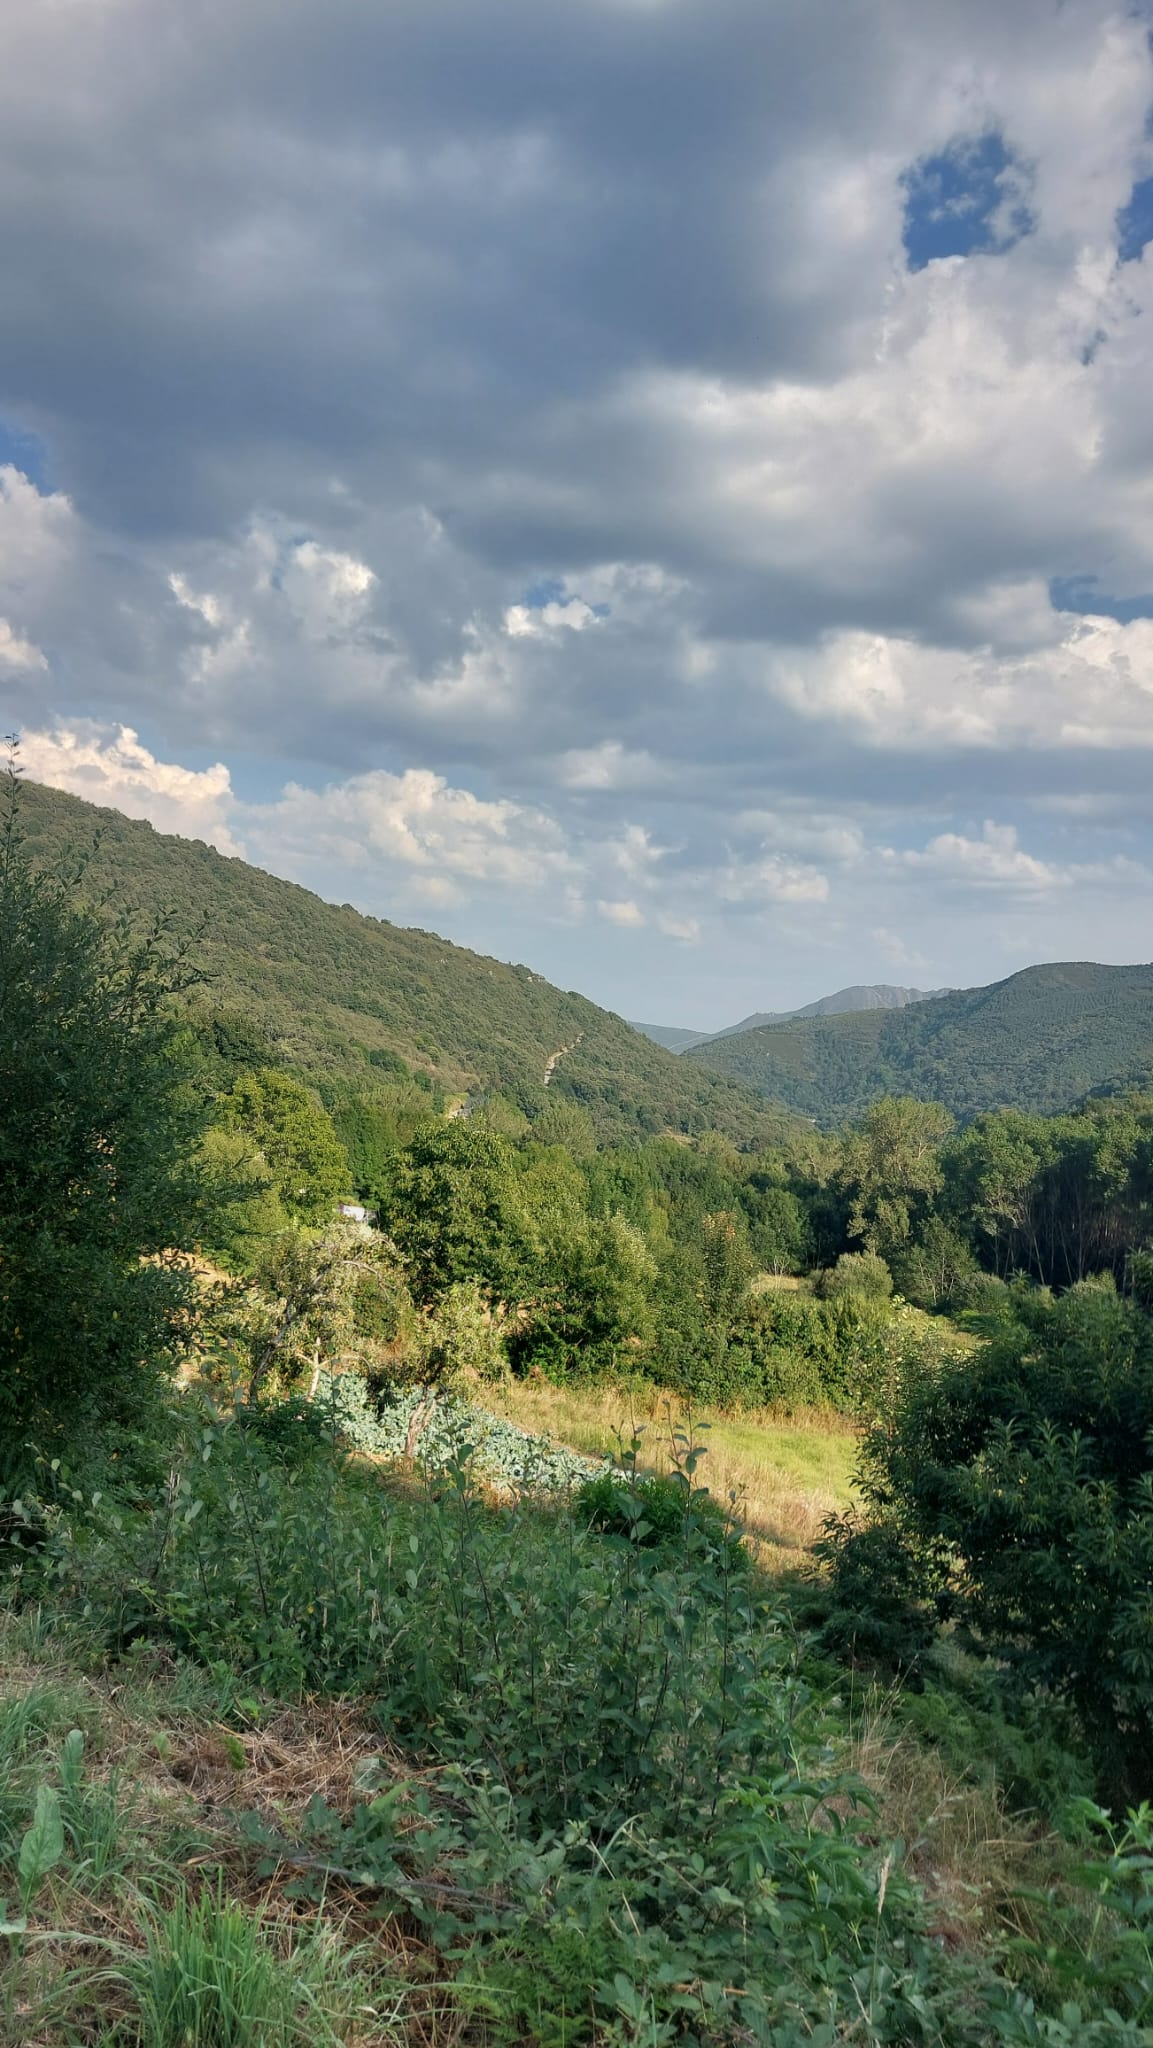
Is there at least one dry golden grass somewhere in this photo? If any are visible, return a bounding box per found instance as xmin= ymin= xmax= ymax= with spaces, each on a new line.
xmin=842 ymin=1684 xmax=1073 ymax=1956
xmin=476 ymin=1375 xmax=859 ymax=1570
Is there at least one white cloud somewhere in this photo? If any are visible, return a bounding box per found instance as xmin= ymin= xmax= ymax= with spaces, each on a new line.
xmin=771 ymin=612 xmax=1153 ymax=752
xmin=504 ymin=596 xmax=601 ymax=637
xmin=250 ymin=765 xmax=576 ymax=890
xmin=596 ymin=897 xmax=645 ymax=927
xmin=655 ymin=910 xmax=700 ymax=942
xmin=558 ymin=740 xmax=663 ymax=789
xmin=17 ymin=723 xmax=240 ymax=850
xmin=897 ymin=820 xmax=1072 ymax=892
xmin=719 ymin=854 xmax=830 ymax=905
xmin=0 ymin=467 xmax=73 ymax=597
xmin=0 ymin=618 xmax=46 ymax=672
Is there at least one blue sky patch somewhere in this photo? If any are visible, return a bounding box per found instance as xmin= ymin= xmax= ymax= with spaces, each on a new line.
xmin=902 ymin=132 xmax=1034 ymax=272
xmin=0 ymin=419 xmax=51 ymax=490
xmin=522 ymin=577 xmax=568 ymax=608
xmin=1117 ymin=174 xmax=1153 ymax=262
xmin=1050 ymin=574 xmax=1153 ymax=623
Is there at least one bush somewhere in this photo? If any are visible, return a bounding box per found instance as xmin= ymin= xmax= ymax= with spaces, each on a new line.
xmin=811 ymin=1512 xmax=942 ymax=1676
xmin=574 ymin=1467 xmax=745 ymax=1565
xmin=825 ymin=1282 xmax=1153 ymax=1803
xmin=233 ymin=1394 xmax=338 ymax=1467
xmin=816 ymin=1250 xmax=894 ymax=1301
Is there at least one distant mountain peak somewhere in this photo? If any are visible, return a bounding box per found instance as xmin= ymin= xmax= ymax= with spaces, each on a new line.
xmin=684 ymin=961 xmax=1153 ymax=1125
xmin=633 ymin=983 xmax=951 ymax=1054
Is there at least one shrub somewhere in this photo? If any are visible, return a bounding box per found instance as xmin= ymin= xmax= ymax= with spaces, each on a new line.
xmin=816 ymin=1250 xmax=894 ymax=1301
xmin=573 ymin=1467 xmax=744 ymax=1565
xmin=825 ymin=1282 xmax=1153 ymax=1803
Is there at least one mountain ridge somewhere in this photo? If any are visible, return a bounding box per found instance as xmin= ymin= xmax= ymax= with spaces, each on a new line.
xmin=685 ymin=961 xmax=1153 ymax=1124
xmin=14 ymin=777 xmax=787 ymax=1147
xmin=632 ymin=983 xmax=951 ymax=1053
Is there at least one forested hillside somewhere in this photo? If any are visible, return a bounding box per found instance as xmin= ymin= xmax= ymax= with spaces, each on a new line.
xmin=688 ymin=961 xmax=1153 ymax=1123
xmin=18 ymin=779 xmax=784 ymax=1146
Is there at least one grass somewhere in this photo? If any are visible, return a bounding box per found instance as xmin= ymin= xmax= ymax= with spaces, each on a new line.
xmin=0 ymin=1604 xmax=412 ymax=2048
xmin=476 ymin=1375 xmax=858 ymax=1568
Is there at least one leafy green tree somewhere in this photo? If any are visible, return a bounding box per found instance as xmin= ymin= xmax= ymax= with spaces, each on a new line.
xmin=510 ymin=1147 xmax=656 ymax=1377
xmin=380 ymin=1121 xmax=532 ymax=1305
xmin=0 ymin=758 xmax=209 ymax=1476
xmin=197 ymin=1125 xmax=290 ymax=1271
xmin=839 ymin=1096 xmax=953 ymax=1267
xmin=241 ymin=1221 xmax=414 ymax=1400
xmin=842 ymin=1281 xmax=1153 ymax=1801
xmin=221 ymin=1069 xmax=350 ymax=1225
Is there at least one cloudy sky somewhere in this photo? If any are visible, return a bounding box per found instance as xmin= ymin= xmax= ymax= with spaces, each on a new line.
xmin=3 ymin=0 xmax=1153 ymax=1028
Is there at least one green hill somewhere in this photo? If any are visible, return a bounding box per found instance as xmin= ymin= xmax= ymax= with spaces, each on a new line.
xmin=686 ymin=962 xmax=1153 ymax=1124
xmin=16 ymin=777 xmax=785 ymax=1146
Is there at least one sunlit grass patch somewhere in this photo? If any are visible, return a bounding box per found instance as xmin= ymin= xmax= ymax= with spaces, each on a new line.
xmin=476 ymin=1375 xmax=858 ymax=1569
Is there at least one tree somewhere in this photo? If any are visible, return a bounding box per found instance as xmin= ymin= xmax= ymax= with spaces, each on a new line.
xmin=379 ymin=1122 xmax=532 ymax=1305
xmin=221 ymin=1069 xmax=350 ymax=1225
xmin=839 ymin=1096 xmax=953 ymax=1267
xmin=841 ymin=1281 xmax=1153 ymax=1802
xmin=0 ymin=754 xmax=210 ymax=1476
xmin=241 ymin=1221 xmax=413 ymax=1400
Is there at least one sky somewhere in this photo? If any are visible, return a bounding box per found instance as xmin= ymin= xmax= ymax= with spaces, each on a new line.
xmin=3 ymin=1 xmax=1153 ymax=1030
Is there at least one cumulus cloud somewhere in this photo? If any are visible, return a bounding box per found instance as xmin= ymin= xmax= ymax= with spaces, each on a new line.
xmin=17 ymin=724 xmax=241 ymax=850
xmin=4 ymin=0 xmax=1153 ymax=1014
xmin=597 ymin=898 xmax=646 ymax=927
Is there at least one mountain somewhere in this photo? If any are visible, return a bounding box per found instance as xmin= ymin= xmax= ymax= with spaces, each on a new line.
xmin=705 ymin=984 xmax=951 ymax=1043
xmin=632 ymin=984 xmax=949 ymax=1054
xmin=685 ymin=963 xmax=1153 ymax=1125
xmin=15 ymin=778 xmax=788 ymax=1147
xmin=628 ymin=1022 xmax=712 ymax=1052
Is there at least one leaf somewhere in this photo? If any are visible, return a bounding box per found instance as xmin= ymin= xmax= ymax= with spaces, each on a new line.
xmin=18 ymin=1785 xmax=65 ymax=1906
xmin=59 ymin=1728 xmax=85 ymax=1796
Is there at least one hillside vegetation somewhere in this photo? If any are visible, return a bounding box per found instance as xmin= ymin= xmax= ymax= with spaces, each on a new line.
xmin=687 ymin=961 xmax=1153 ymax=1123
xmin=18 ymin=779 xmax=785 ymax=1146
xmin=632 ymin=983 xmax=950 ymax=1053
xmin=7 ymin=760 xmax=1153 ymax=2044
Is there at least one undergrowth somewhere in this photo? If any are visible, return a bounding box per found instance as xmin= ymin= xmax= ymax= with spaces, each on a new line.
xmin=1 ymin=1394 xmax=1151 ymax=2046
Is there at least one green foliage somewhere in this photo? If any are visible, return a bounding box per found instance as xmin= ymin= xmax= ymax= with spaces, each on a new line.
xmin=19 ymin=1419 xmax=994 ymax=2042
xmin=238 ymin=1223 xmax=415 ymax=1399
xmin=379 ymin=1121 xmax=531 ymax=1303
xmin=839 ymin=1094 xmax=954 ymax=1264
xmin=830 ymin=1282 xmax=1153 ymax=1802
xmin=817 ymin=1250 xmax=894 ymax=1301
xmin=574 ymin=1464 xmax=743 ymax=1564
xmin=811 ymin=1512 xmax=942 ymax=1674
xmin=0 ymin=760 xmax=211 ymax=1480
xmin=29 ymin=1416 xmax=1153 ymax=2045
xmin=221 ymin=1070 xmax=350 ymax=1225
xmin=689 ymin=961 xmax=1153 ymax=1125
xmin=126 ymin=1883 xmax=358 ymax=2048
xmin=18 ymin=775 xmax=784 ymax=1149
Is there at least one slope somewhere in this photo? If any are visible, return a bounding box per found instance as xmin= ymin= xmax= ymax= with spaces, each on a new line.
xmin=16 ymin=777 xmax=785 ymax=1145
xmin=629 ymin=1021 xmax=712 ymax=1051
xmin=686 ymin=962 xmax=1153 ymax=1124
xmin=633 ymin=984 xmax=950 ymax=1053
xmin=705 ymin=983 xmax=951 ymax=1043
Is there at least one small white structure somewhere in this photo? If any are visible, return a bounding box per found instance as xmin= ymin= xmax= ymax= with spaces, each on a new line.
xmin=338 ymin=1202 xmax=369 ymax=1223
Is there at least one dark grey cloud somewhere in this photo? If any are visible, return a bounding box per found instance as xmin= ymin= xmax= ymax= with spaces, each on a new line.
xmin=3 ymin=0 xmax=1153 ymax=1016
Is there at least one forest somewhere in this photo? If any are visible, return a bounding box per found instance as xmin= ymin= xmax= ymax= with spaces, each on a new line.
xmin=4 ymin=761 xmax=1153 ymax=2047
xmin=687 ymin=962 xmax=1153 ymax=1124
